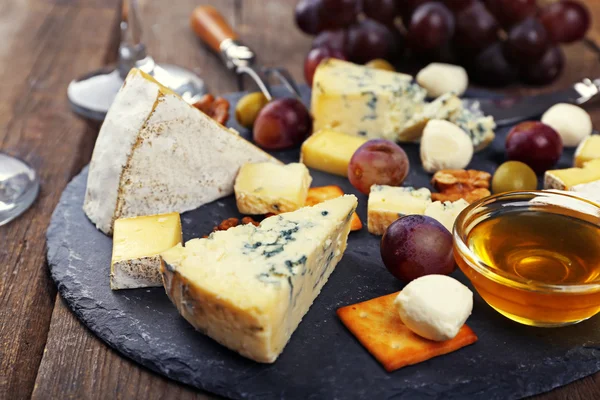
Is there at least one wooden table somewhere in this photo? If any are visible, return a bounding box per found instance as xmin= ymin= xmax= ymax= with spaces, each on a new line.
xmin=1 ymin=0 xmax=599 ymax=398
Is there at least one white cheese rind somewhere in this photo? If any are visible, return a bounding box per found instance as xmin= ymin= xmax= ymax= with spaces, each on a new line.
xmin=394 ymin=275 xmax=473 ymax=342
xmin=160 ymin=195 xmax=358 ymax=363
xmin=83 ymin=69 xmax=279 ymax=235
xmin=111 ymin=256 xmax=163 ymax=290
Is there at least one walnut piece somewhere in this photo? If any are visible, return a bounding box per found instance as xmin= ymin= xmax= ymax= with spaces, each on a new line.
xmin=204 ymin=216 xmax=260 ymax=237
xmin=431 ymin=169 xmax=492 ymax=203
xmin=193 ymin=94 xmax=230 ymax=125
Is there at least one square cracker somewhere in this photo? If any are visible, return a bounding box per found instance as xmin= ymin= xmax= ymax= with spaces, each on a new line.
xmin=307 ymin=186 xmax=363 ymax=231
xmin=337 ymin=292 xmax=478 ymax=372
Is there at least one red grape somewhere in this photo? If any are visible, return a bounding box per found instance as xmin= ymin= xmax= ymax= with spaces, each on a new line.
xmin=407 ymin=2 xmax=455 ymax=53
xmin=346 ymin=19 xmax=394 ymax=63
xmin=520 ymin=45 xmax=564 ymax=85
xmin=453 ymin=2 xmax=499 ymax=54
xmin=470 ymin=42 xmax=518 ymax=86
xmin=304 ymin=47 xmax=346 ymax=86
xmin=253 ymin=98 xmax=312 ymax=150
xmin=504 ymin=17 xmax=549 ymax=65
xmin=381 ymin=215 xmax=455 ymax=283
xmin=505 ymin=121 xmax=563 ymax=174
xmin=321 ymin=0 xmax=359 ymax=29
xmin=295 ymin=0 xmax=358 ymax=34
xmin=441 ymin=0 xmax=474 ymax=12
xmin=483 ymin=0 xmax=537 ymax=27
xmin=396 ymin=0 xmax=429 ymax=22
xmin=312 ymin=29 xmax=346 ymax=50
xmin=362 ymin=0 xmax=397 ymax=26
xmin=348 ymin=139 xmax=409 ymax=194
xmin=539 ymin=0 xmax=590 ymax=43
xmin=295 ymin=0 xmax=325 ymax=35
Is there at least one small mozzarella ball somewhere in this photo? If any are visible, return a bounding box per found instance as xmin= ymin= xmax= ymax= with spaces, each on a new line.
xmin=541 ymin=103 xmax=592 ymax=147
xmin=416 ymin=63 xmax=469 ymax=98
xmin=394 ymin=275 xmax=473 ymax=342
xmin=420 ymin=120 xmax=473 ymax=173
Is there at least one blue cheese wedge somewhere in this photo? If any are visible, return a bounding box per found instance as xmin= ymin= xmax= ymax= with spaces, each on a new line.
xmin=368 ymin=185 xmax=432 ymax=235
xmin=424 ymin=199 xmax=469 ymax=233
xmin=234 ymin=162 xmax=312 ymax=214
xmin=311 ymin=59 xmax=426 ymax=141
xmin=398 ymin=93 xmax=463 ymax=142
xmin=83 ymin=68 xmax=279 ymax=236
xmin=111 ymin=212 xmax=182 ymax=290
xmin=160 ymin=195 xmax=358 ymax=363
xmin=450 ymin=101 xmax=496 ymax=152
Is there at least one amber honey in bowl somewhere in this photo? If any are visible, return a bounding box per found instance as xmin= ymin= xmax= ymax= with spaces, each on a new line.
xmin=454 ymin=191 xmax=600 ymax=327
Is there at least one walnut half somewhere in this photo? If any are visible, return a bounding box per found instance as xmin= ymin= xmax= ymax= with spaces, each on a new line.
xmin=193 ymin=94 xmax=230 ymax=125
xmin=431 ymin=169 xmax=492 ymax=203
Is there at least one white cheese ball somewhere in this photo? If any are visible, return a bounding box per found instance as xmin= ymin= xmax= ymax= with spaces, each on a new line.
xmin=420 ymin=119 xmax=473 ymax=173
xmin=416 ymin=63 xmax=469 ymax=98
xmin=541 ymin=103 xmax=592 ymax=147
xmin=394 ymin=275 xmax=473 ymax=342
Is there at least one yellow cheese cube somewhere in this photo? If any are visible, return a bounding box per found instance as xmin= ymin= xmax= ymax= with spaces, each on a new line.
xmin=234 ymin=163 xmax=312 ymax=214
xmin=111 ymin=212 xmax=182 ymax=290
xmin=300 ymin=129 xmax=367 ymax=177
xmin=574 ymin=135 xmax=600 ymax=167
xmin=367 ymin=185 xmax=432 ymax=235
xmin=544 ymin=159 xmax=600 ymax=190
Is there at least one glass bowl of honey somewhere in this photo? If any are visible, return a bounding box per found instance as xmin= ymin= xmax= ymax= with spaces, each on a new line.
xmin=453 ymin=190 xmax=600 ymax=327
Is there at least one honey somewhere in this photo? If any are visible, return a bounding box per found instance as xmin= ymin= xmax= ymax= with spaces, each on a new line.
xmin=455 ymin=205 xmax=600 ymax=327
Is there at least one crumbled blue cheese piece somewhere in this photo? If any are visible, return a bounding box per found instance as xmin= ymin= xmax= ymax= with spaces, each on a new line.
xmin=450 ymin=100 xmax=496 ymax=152
xmin=398 ymin=93 xmax=463 ymax=142
xmin=424 ymin=199 xmax=470 ymax=232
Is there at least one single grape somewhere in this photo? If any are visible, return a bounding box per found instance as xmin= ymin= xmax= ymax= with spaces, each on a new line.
xmin=362 ymin=0 xmax=397 ymax=26
xmin=312 ymin=29 xmax=347 ymax=50
xmin=519 ymin=45 xmax=564 ymax=85
xmin=253 ymin=98 xmax=312 ymax=150
xmin=396 ymin=0 xmax=429 ymax=22
xmin=407 ymin=2 xmax=455 ymax=53
xmin=492 ymin=161 xmax=538 ymax=194
xmin=505 ymin=121 xmax=563 ymax=174
xmin=235 ymin=92 xmax=269 ymax=129
xmin=381 ymin=215 xmax=455 ymax=283
xmin=348 ymin=139 xmax=409 ymax=194
xmin=469 ymin=42 xmax=518 ymax=86
xmin=483 ymin=0 xmax=537 ymax=27
xmin=441 ymin=0 xmax=474 ymax=12
xmin=346 ymin=19 xmax=393 ymax=63
xmin=539 ymin=0 xmax=590 ymax=43
xmin=321 ymin=0 xmax=359 ymax=29
xmin=453 ymin=2 xmax=499 ymax=54
xmin=503 ymin=17 xmax=549 ymax=65
xmin=304 ymin=47 xmax=346 ymax=86
xmin=295 ymin=0 xmax=325 ymax=35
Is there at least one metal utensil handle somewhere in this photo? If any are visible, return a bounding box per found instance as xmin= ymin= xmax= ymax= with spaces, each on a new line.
xmin=573 ymin=78 xmax=600 ymax=104
xmin=118 ymin=0 xmax=148 ymax=79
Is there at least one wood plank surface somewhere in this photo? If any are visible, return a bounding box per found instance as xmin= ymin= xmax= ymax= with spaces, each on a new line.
xmin=0 ymin=0 xmax=599 ymax=399
xmin=0 ymin=1 xmax=120 ymax=399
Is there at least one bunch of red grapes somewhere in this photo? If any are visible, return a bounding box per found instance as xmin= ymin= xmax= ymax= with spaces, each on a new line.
xmin=296 ymin=0 xmax=591 ymax=86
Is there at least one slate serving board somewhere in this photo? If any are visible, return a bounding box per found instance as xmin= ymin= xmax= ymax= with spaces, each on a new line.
xmin=47 ymin=85 xmax=600 ymax=400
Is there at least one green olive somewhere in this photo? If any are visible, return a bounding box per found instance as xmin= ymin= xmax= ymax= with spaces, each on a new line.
xmin=365 ymin=59 xmax=395 ymax=72
xmin=235 ymin=92 xmax=269 ymax=128
xmin=492 ymin=161 xmax=538 ymax=194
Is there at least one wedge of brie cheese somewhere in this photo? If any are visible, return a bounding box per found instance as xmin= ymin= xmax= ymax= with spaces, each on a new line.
xmin=111 ymin=212 xmax=182 ymax=290
xmin=311 ymin=59 xmax=426 ymax=141
xmin=160 ymin=195 xmax=358 ymax=363
xmin=83 ymin=68 xmax=279 ymax=235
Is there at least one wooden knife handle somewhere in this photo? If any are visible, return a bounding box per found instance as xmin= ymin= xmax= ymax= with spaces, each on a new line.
xmin=190 ymin=6 xmax=238 ymax=53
